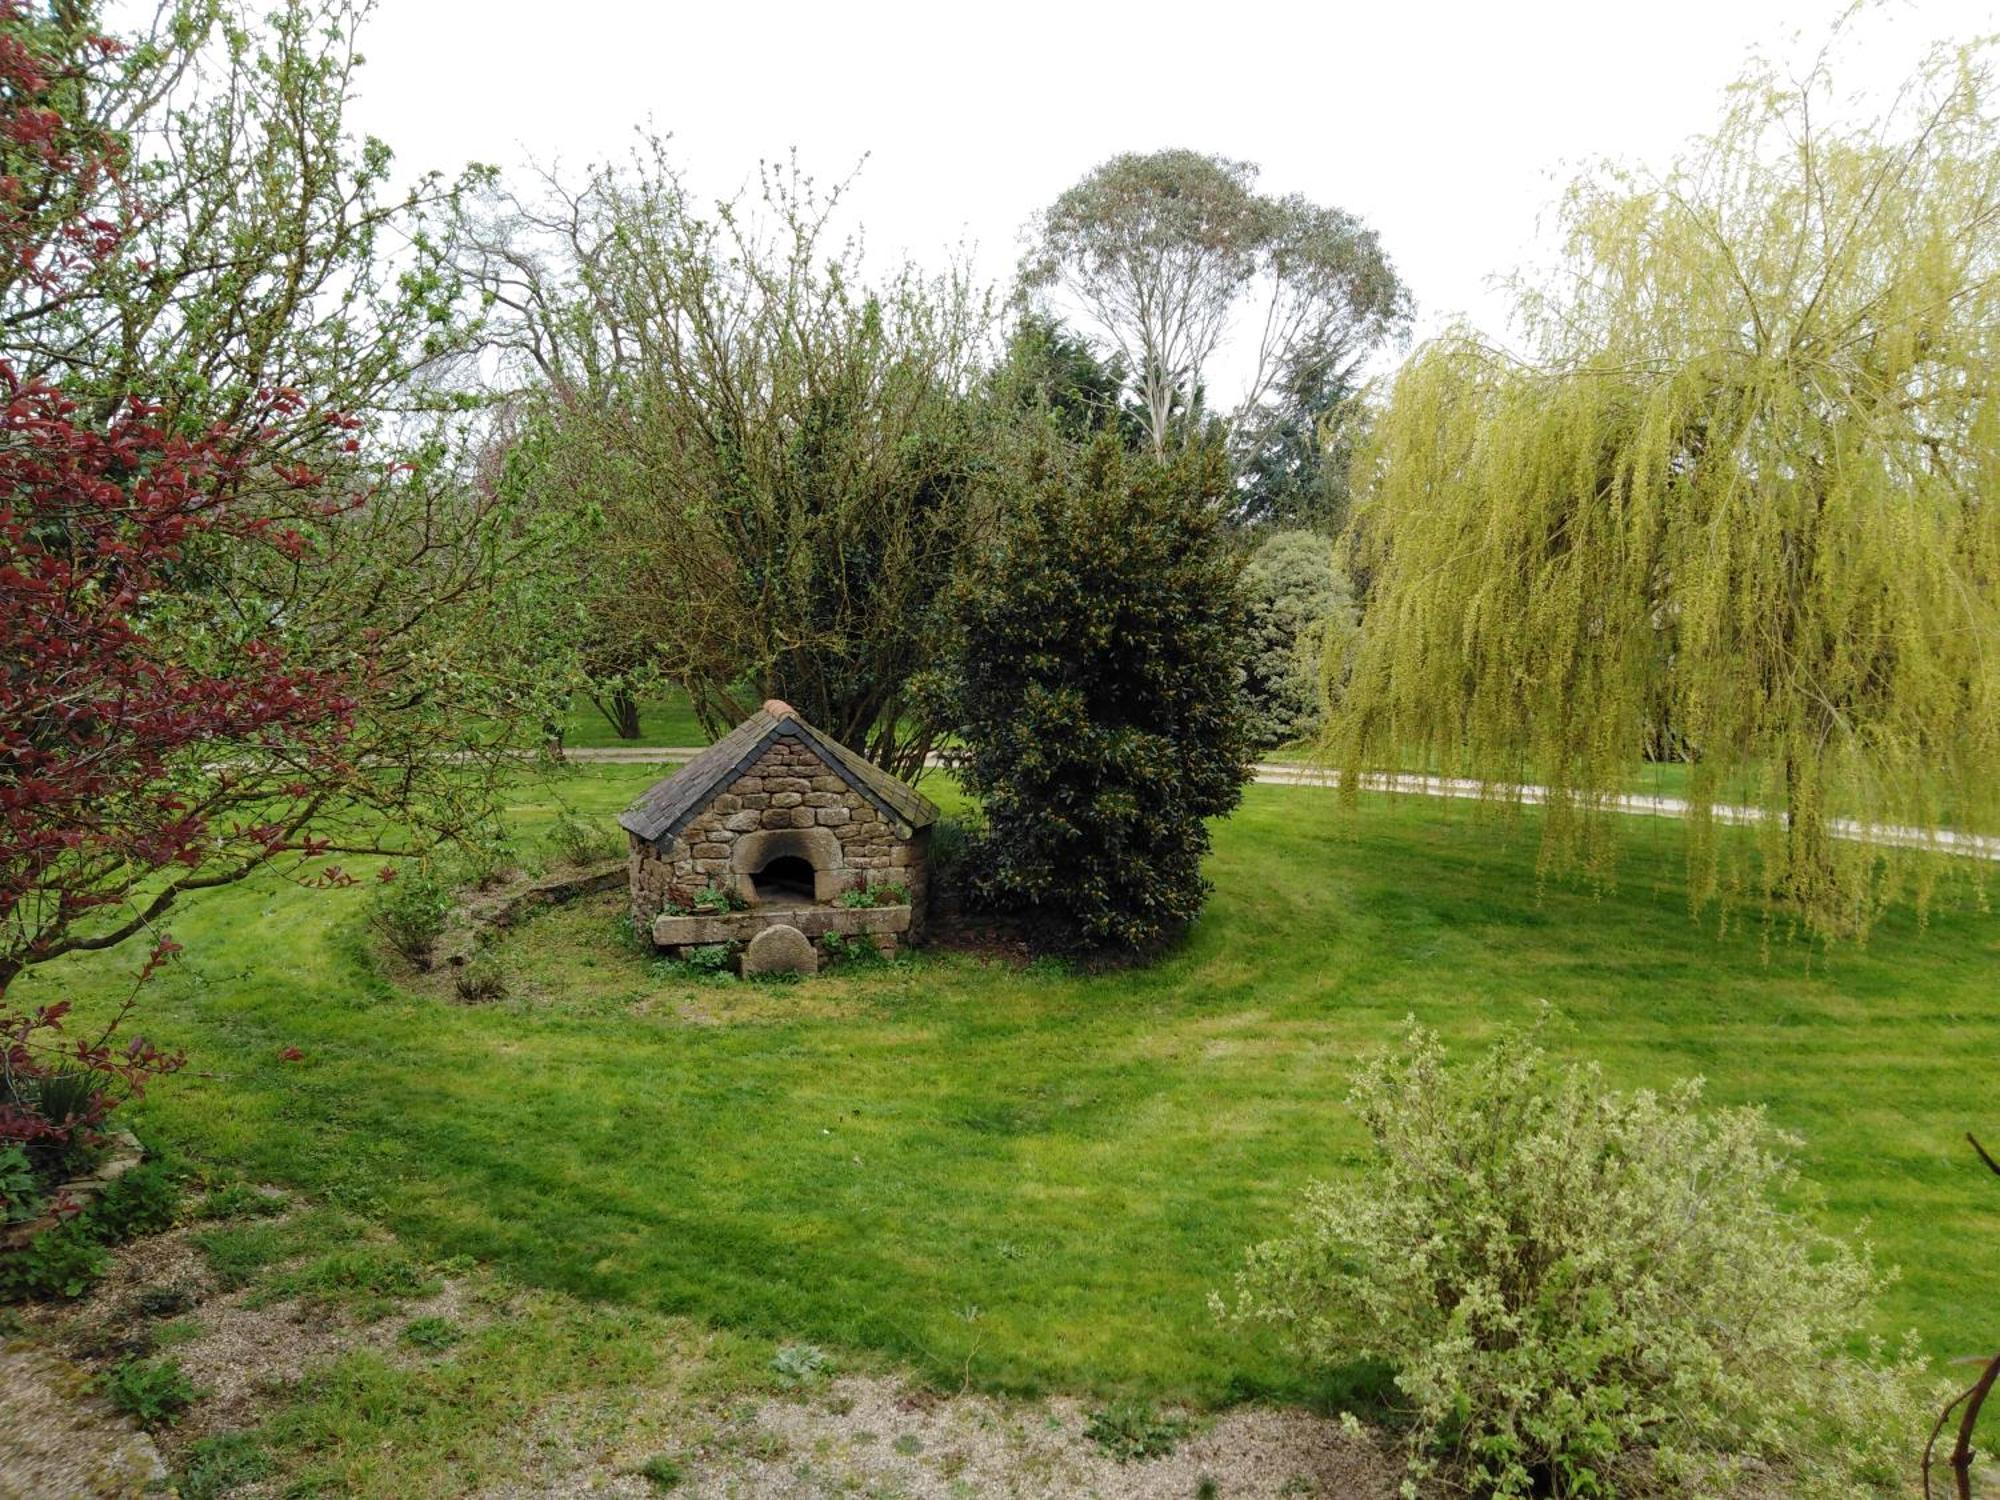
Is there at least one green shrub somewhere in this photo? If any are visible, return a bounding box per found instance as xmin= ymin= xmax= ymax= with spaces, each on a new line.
xmin=32 ymin=1066 xmax=101 ymax=1138
xmin=941 ymin=434 xmax=1251 ymax=951
xmin=926 ymin=816 xmax=974 ymax=893
xmin=1239 ymin=528 xmax=1354 ymax=748
xmin=613 ymin=910 xmax=653 ymax=955
xmin=99 ymin=1355 xmax=197 ymax=1427
xmin=546 ymin=812 xmax=618 ymax=867
xmin=835 ymin=886 xmax=879 ymax=909
xmin=0 ymin=1144 xmax=42 ymax=1225
xmin=88 ymin=1162 xmax=181 ymax=1242
xmin=0 ymin=1222 xmax=107 ymax=1301
xmin=445 ymin=831 xmax=520 ymax=891
xmin=818 ymin=932 xmax=883 ymax=967
xmin=1083 ymin=1400 xmax=1188 ymax=1461
xmin=683 ymin=943 xmax=734 ymax=974
xmin=1219 ymin=1018 xmax=1929 ymax=1498
xmin=368 ymin=866 xmax=451 ymax=967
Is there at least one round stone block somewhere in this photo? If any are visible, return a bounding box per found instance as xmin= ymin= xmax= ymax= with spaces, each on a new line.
xmin=742 ymin=923 xmax=818 ymax=977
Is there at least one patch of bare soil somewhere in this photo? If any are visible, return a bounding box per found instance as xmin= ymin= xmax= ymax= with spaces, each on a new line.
xmin=21 ymin=1208 xmax=487 ymax=1482
xmin=475 ymin=1374 xmax=1395 ymax=1499
xmin=23 ymin=1217 xmax=1397 ymax=1499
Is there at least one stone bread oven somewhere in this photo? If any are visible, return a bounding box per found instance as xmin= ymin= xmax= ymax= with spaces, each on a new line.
xmin=618 ymin=700 xmax=938 ymax=968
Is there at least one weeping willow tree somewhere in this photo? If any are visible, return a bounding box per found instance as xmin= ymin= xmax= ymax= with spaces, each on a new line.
xmin=1336 ymin=34 xmax=2000 ymax=940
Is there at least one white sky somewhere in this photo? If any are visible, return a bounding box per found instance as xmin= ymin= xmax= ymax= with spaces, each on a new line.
xmin=345 ymin=0 xmax=1995 ymax=389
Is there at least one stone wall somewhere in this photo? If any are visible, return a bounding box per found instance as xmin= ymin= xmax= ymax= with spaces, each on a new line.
xmin=628 ymin=738 xmax=929 ymax=940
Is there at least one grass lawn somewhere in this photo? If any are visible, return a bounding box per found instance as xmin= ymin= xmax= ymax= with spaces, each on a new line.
xmin=557 ymin=687 xmax=713 ymax=749
xmin=24 ymin=770 xmax=2000 ymax=1412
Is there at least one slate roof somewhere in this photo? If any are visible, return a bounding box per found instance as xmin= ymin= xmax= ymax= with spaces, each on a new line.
xmin=618 ymin=701 xmax=939 ymax=845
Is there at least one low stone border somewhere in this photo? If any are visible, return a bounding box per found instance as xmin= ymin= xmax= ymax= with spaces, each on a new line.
xmin=0 ymin=1129 xmax=143 ymax=1252
xmin=433 ymin=859 xmax=627 ymax=969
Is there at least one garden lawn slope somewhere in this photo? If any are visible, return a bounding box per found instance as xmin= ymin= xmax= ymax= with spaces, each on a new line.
xmin=23 ymin=769 xmax=2000 ymax=1405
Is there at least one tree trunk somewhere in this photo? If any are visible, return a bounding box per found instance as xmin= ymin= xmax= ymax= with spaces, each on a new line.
xmin=590 ymin=688 xmax=642 ymax=741
xmin=1781 ymin=750 xmax=1837 ymax=919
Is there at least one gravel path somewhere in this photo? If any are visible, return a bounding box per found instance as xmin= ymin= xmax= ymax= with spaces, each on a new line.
xmin=558 ymin=748 xmax=2000 ymax=864
xmin=0 ymin=1342 xmax=164 ymax=1500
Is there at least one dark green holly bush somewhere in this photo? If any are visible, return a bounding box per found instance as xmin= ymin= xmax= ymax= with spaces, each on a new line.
xmin=942 ymin=435 xmax=1252 ymax=951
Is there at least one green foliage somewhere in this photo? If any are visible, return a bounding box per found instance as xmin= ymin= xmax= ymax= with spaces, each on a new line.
xmin=681 ymin=943 xmax=736 ymax=975
xmin=1024 ymin=150 xmax=1408 ymax=456
xmin=1339 ymin=36 xmax=2000 ymax=940
xmin=1239 ymin=530 xmax=1354 ymax=748
xmin=1229 ymin=355 xmax=1371 ymax=534
xmin=179 ymin=1431 xmax=272 ymax=1499
xmin=400 ymin=1315 xmax=466 ymax=1352
xmin=32 ymin=1067 xmax=99 ymax=1137
xmin=834 ymin=884 xmax=907 ymax=910
xmin=770 ymin=1341 xmax=831 ymax=1388
xmin=196 ymin=1184 xmax=288 ymax=1222
xmin=945 ymin=436 xmax=1252 ymax=949
xmin=545 ymin=813 xmax=619 ymax=868
xmin=269 ymin=1245 xmax=438 ymax=1317
xmin=816 ymin=932 xmax=882 ymax=967
xmin=1220 ymin=1018 xmax=1930 ymax=1497
xmin=99 ymin=1356 xmax=197 ymax=1428
xmin=691 ymin=884 xmax=746 ymax=915
xmin=634 ymin=1453 xmax=685 ymax=1491
xmin=0 ymin=1222 xmax=107 ymax=1301
xmin=452 ymin=961 xmax=507 ymax=1004
xmin=192 ymin=1223 xmax=289 ymax=1291
xmin=0 ymin=1145 xmax=41 ymax=1226
xmin=472 ymin=141 xmax=992 ymax=778
xmin=1083 ymin=1400 xmax=1188 ymax=1461
xmin=367 ymin=867 xmax=452 ymax=967
xmin=993 ymin=315 xmax=1144 ymax=448
xmin=612 ymin=911 xmax=653 ymax=955
xmin=444 ymin=833 xmax=521 ymax=893
xmin=87 ymin=1163 xmax=181 ymax=1243
xmin=924 ymin=817 xmax=974 ymax=894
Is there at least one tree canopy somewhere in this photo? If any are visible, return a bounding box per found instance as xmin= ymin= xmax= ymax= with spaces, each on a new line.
xmin=1335 ymin=36 xmax=2000 ymax=939
xmin=466 ymin=146 xmax=993 ymax=778
xmin=1022 ymin=149 xmax=1409 ymax=460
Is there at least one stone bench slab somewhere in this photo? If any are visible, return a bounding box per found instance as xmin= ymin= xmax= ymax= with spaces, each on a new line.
xmin=653 ymin=904 xmax=910 ymax=948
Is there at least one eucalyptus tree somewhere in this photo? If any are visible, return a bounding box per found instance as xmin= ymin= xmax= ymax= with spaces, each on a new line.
xmin=465 ymin=143 xmax=995 ymax=777
xmin=1021 ymin=150 xmax=1409 ymax=459
xmin=1337 ymin=38 xmax=2000 ymax=939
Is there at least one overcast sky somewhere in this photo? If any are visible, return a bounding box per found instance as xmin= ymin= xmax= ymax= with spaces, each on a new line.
xmin=343 ymin=0 xmax=1995 ymax=389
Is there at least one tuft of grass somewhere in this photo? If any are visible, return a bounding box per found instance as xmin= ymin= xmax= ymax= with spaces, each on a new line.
xmin=179 ymin=1430 xmax=271 ymax=1499
xmin=633 ymin=1452 xmax=684 ymax=1491
xmin=400 ymin=1314 xmax=465 ymax=1352
xmin=197 ymin=1183 xmax=288 ymax=1221
xmin=265 ymin=1245 xmax=438 ymax=1320
xmin=1084 ymin=1400 xmax=1188 ymax=1461
xmin=191 ymin=1223 xmax=290 ymax=1291
xmin=99 ymin=1355 xmax=197 ymax=1428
